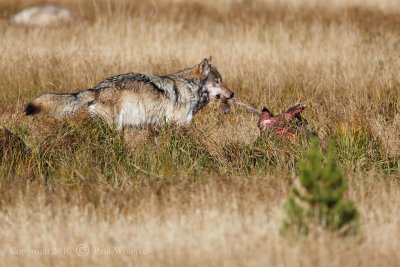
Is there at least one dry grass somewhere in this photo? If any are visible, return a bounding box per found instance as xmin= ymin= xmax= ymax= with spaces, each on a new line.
xmin=0 ymin=0 xmax=399 ymax=266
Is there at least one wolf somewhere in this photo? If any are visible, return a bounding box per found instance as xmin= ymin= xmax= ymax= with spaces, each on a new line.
xmin=24 ymin=58 xmax=234 ymax=130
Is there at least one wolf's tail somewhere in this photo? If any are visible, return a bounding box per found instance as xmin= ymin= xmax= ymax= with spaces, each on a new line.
xmin=24 ymin=89 xmax=96 ymax=118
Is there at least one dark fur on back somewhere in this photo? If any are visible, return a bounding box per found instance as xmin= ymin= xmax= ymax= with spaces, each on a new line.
xmin=93 ymin=73 xmax=181 ymax=104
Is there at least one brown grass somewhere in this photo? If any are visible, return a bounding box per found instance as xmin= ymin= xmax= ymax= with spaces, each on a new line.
xmin=0 ymin=0 xmax=399 ymax=266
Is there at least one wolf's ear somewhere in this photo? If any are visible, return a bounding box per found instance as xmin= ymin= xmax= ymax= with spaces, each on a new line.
xmin=199 ymin=58 xmax=211 ymax=79
xmin=208 ymin=56 xmax=215 ymax=66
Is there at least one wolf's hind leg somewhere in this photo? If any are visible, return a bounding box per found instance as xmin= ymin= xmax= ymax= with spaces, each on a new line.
xmin=87 ymin=102 xmax=117 ymax=128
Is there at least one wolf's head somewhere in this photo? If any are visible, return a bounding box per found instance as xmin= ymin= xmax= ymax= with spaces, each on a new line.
xmin=197 ymin=58 xmax=235 ymax=100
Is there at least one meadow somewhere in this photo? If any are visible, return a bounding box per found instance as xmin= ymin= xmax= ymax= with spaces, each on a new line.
xmin=0 ymin=0 xmax=399 ymax=266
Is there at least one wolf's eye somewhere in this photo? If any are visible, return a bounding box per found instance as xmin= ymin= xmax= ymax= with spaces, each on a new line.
xmin=215 ymin=79 xmax=221 ymax=84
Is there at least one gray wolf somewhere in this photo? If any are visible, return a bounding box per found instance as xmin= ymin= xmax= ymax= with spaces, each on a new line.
xmin=24 ymin=58 xmax=234 ymax=130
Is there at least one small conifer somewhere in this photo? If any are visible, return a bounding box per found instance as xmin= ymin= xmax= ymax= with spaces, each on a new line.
xmin=282 ymin=140 xmax=359 ymax=236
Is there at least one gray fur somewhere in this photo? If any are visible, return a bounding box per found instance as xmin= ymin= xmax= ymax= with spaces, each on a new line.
xmin=25 ymin=58 xmax=234 ymax=129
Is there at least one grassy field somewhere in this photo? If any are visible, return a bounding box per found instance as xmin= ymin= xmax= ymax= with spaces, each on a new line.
xmin=0 ymin=0 xmax=399 ymax=266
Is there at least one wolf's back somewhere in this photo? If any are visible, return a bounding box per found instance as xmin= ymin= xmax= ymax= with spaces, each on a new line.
xmin=24 ymin=90 xmax=95 ymax=118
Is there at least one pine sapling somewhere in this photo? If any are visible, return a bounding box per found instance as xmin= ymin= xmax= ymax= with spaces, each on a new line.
xmin=282 ymin=140 xmax=359 ymax=236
